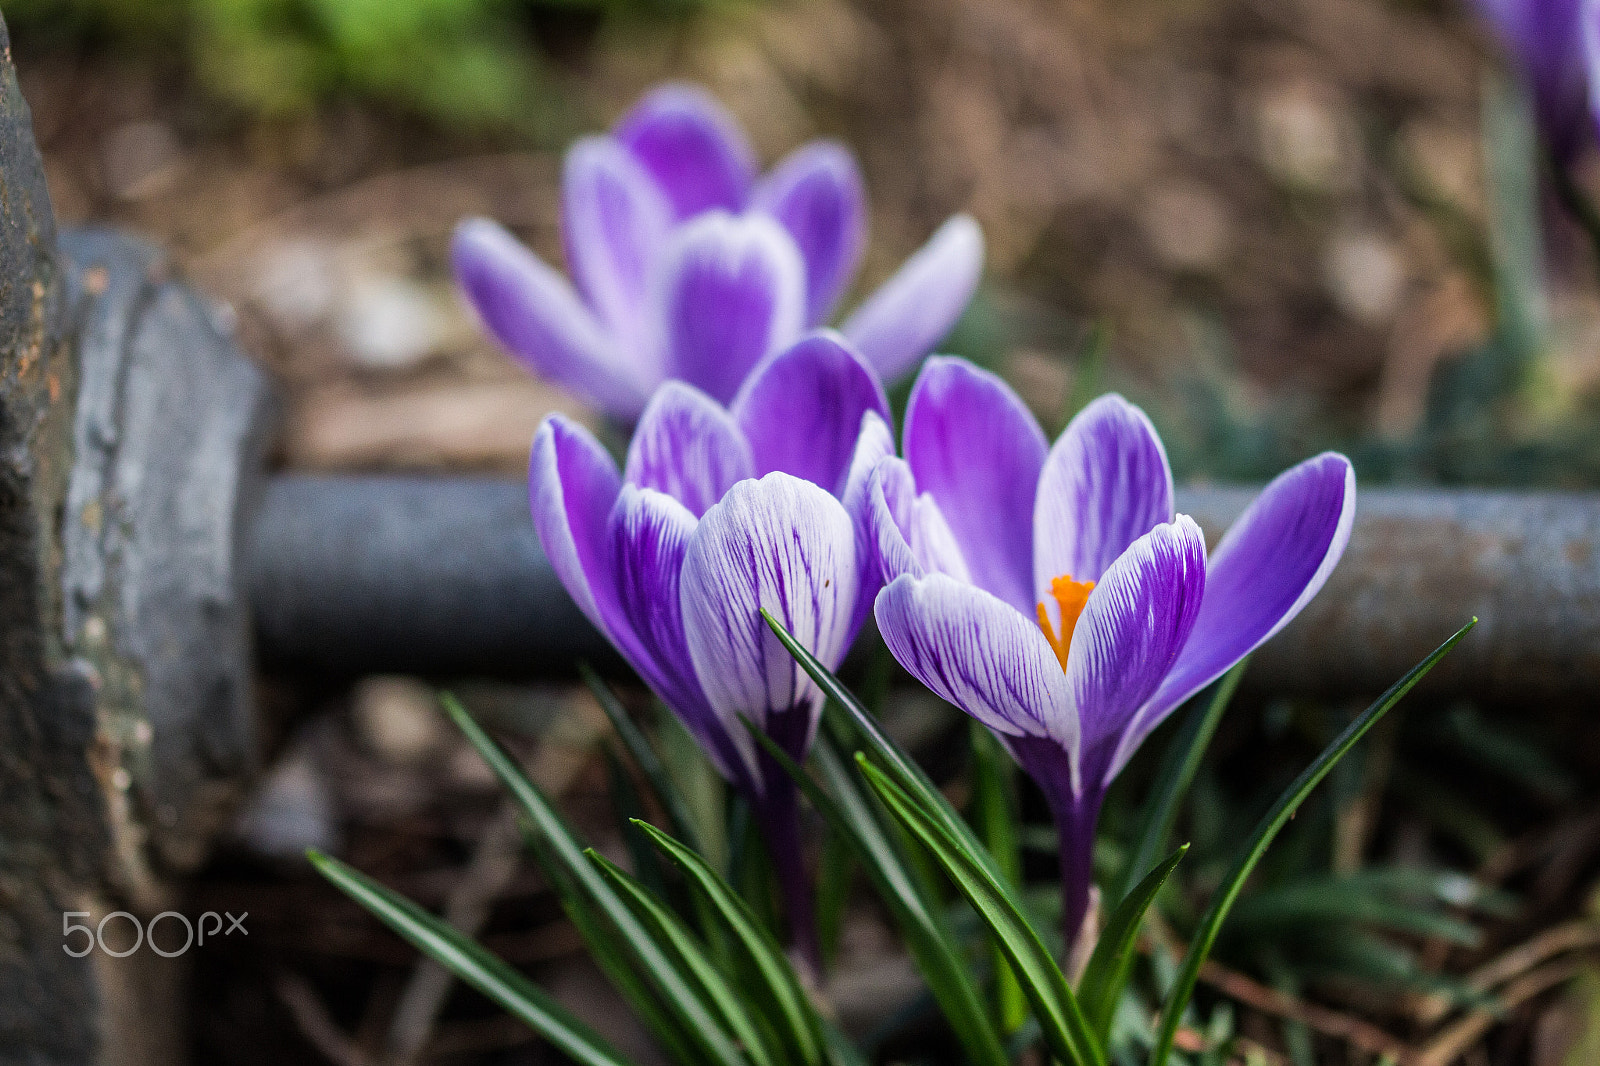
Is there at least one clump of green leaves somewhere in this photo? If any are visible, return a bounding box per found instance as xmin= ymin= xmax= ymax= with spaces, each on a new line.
xmin=312 ymin=615 xmax=1473 ymax=1066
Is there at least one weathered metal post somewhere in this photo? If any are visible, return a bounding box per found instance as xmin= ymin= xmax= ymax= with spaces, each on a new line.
xmin=0 ymin=14 xmax=275 ymax=1063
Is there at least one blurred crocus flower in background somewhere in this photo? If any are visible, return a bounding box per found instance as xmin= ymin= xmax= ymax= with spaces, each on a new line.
xmin=1476 ymin=0 xmax=1594 ymax=160
xmin=531 ymin=330 xmax=893 ymax=964
xmin=866 ymin=357 xmax=1355 ymax=947
xmin=454 ymin=82 xmax=983 ymax=420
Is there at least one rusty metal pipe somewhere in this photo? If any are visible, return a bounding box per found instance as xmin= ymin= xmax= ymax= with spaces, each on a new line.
xmin=248 ymin=474 xmax=1600 ymax=699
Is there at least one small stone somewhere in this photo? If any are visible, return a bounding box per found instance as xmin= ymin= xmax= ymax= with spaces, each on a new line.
xmin=1140 ymin=180 xmax=1233 ymax=271
xmin=252 ymin=239 xmax=338 ymax=334
xmin=233 ymin=742 xmax=340 ymax=859
xmin=1325 ymin=230 xmax=1405 ymax=324
xmin=1254 ymin=84 xmax=1353 ymax=193
xmin=337 ymin=274 xmax=451 ymax=369
xmin=351 ymin=676 xmax=446 ymax=765
xmin=101 ymin=120 xmax=183 ymax=201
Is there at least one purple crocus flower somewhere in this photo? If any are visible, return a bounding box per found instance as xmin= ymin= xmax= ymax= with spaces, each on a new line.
xmin=866 ymin=358 xmax=1355 ymax=946
xmin=454 ymin=83 xmax=984 ymax=420
xmin=531 ymin=330 xmax=894 ymax=963
xmin=1477 ymin=0 xmax=1593 ymax=161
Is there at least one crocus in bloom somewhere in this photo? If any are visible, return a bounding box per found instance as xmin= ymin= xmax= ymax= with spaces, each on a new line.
xmin=866 ymin=358 xmax=1355 ymax=946
xmin=455 ymin=82 xmax=983 ymax=420
xmin=531 ymin=330 xmax=893 ymax=962
xmin=1477 ymin=0 xmax=1594 ymax=161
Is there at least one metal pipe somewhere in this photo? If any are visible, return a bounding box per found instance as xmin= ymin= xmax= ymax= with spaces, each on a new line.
xmin=247 ymin=473 xmax=617 ymax=678
xmin=249 ymin=474 xmax=1600 ymax=698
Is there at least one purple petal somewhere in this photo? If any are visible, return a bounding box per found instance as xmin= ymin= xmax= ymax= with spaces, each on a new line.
xmin=866 ymin=457 xmax=971 ymax=586
xmin=1476 ymin=0 xmax=1590 ymax=159
xmin=1033 ymin=395 xmax=1174 ymax=621
xmin=529 ymin=415 xmax=623 ymax=632
xmin=605 ymin=486 xmax=749 ymax=784
xmin=841 ymin=214 xmax=984 ymax=381
xmin=561 ymin=136 xmax=672 ymax=347
xmin=903 ymin=356 xmax=1046 ymax=614
xmin=1114 ymin=453 xmax=1356 ymax=776
xmin=453 ymin=218 xmax=652 ymax=418
xmin=615 ymin=83 xmax=757 ymax=218
xmin=731 ymin=330 xmax=889 ymax=494
xmin=875 ymin=574 xmax=1077 ymax=764
xmin=839 ymin=411 xmax=896 ymax=638
xmin=624 ymin=381 xmax=754 ymax=518
xmin=1066 ymin=516 xmax=1207 ymax=787
xmin=680 ymin=474 xmax=860 ymax=774
xmin=656 ymin=212 xmax=806 ymax=405
xmin=752 ymin=141 xmax=867 ymax=326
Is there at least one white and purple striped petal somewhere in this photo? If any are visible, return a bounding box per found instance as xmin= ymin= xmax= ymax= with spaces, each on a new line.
xmin=841 ymin=214 xmax=984 ymax=381
xmin=732 ymin=331 xmax=889 ymax=494
xmin=615 ymin=83 xmax=757 ymax=218
xmin=866 ymin=457 xmax=971 ymax=586
xmin=624 ymin=381 xmax=754 ymax=518
xmin=903 ymin=356 xmax=1046 ymax=614
xmin=752 ymin=141 xmax=867 ymax=326
xmin=680 ymin=474 xmax=860 ymax=777
xmin=1066 ymin=516 xmax=1207 ymax=787
xmin=655 ymin=212 xmax=806 ymax=405
xmin=1113 ymin=453 xmax=1356 ymax=775
xmin=529 ymin=415 xmax=624 ymax=632
xmin=562 ymin=137 xmax=672 ymax=349
xmin=1033 ymin=394 xmax=1174 ymax=622
xmin=875 ymin=574 xmax=1076 ymax=762
xmin=840 ymin=412 xmax=897 ymax=637
xmin=603 ymin=486 xmax=750 ymax=783
xmin=453 ymin=219 xmax=653 ymax=417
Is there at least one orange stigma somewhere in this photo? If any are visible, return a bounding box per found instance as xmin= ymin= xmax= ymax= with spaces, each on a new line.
xmin=1036 ymin=575 xmax=1095 ymax=672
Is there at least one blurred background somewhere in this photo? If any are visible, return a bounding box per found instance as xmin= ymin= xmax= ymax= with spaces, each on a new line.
xmin=9 ymin=0 xmax=1600 ymax=1063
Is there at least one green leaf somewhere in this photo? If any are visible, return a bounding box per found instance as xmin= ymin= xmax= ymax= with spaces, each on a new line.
xmin=1148 ymin=618 xmax=1477 ymax=1066
xmin=307 ymin=851 xmax=636 ymax=1066
xmin=633 ymin=819 xmax=827 ymax=1066
xmin=1116 ymin=659 xmax=1247 ymax=903
xmin=441 ymin=694 xmax=748 ymax=1066
xmin=1228 ymin=877 xmax=1484 ymax=946
xmin=759 ymin=609 xmax=1003 ymax=883
xmin=858 ymin=758 xmax=1106 ymax=1066
xmin=744 ymin=718 xmax=1011 ymax=1066
xmin=1079 ymin=843 xmax=1189 ymax=1047
xmin=560 ymin=888 xmax=704 ymax=1066
xmin=970 ymin=721 xmax=1028 ymax=1032
xmin=588 ymin=850 xmax=779 ymax=1066
xmin=815 ymin=822 xmax=854 ymax=967
xmin=582 ymin=664 xmax=706 ymax=854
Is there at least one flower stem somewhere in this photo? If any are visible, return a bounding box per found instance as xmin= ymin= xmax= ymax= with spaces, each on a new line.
xmin=1050 ymin=789 xmax=1104 ymax=960
xmin=754 ymin=774 xmax=821 ymax=980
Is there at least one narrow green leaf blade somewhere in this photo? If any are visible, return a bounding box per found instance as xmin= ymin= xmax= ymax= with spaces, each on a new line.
xmin=859 ymin=759 xmax=1105 ymax=1066
xmin=970 ymin=721 xmax=1028 ymax=1032
xmin=441 ymin=694 xmax=748 ymax=1066
xmin=581 ymin=664 xmax=705 ymax=854
xmin=743 ymin=718 xmax=1011 ymax=1066
xmin=1078 ymin=843 xmax=1188 ymax=1046
xmin=588 ymin=850 xmax=779 ymax=1066
xmin=1149 ymin=618 xmax=1477 ymax=1066
xmin=308 ymin=851 xmax=636 ymax=1066
xmin=1117 ymin=658 xmax=1247 ymax=903
xmin=633 ymin=819 xmax=827 ymax=1066
xmin=759 ymin=609 xmax=1003 ymax=881
xmin=560 ymin=885 xmax=704 ymax=1065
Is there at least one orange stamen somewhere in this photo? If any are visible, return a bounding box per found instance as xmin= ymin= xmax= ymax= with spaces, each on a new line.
xmin=1036 ymin=575 xmax=1095 ymax=673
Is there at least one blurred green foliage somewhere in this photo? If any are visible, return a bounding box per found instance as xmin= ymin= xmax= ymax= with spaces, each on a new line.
xmin=4 ymin=0 xmax=707 ymax=133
